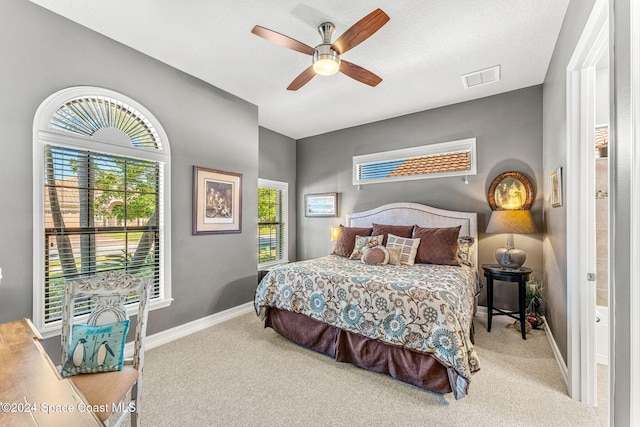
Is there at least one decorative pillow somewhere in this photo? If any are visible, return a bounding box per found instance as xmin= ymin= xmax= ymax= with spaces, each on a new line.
xmin=361 ymin=245 xmax=389 ymax=265
xmin=457 ymin=235 xmax=475 ymax=266
xmin=350 ymin=235 xmax=384 ymax=260
xmin=331 ymin=225 xmax=373 ymax=257
xmin=62 ymin=320 xmax=130 ymax=377
xmin=372 ymin=223 xmax=414 ymax=246
xmin=412 ymin=225 xmax=461 ymax=266
xmin=386 ymin=233 xmax=421 ymax=266
xmin=386 ymin=247 xmax=402 ymax=266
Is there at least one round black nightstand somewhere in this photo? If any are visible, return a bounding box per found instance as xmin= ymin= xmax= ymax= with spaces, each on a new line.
xmin=482 ymin=264 xmax=533 ymax=340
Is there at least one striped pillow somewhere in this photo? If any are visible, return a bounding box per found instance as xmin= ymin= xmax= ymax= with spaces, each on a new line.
xmin=386 ymin=233 xmax=421 ymax=266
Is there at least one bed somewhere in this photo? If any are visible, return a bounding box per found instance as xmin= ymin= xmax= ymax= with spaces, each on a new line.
xmin=254 ymin=202 xmax=481 ymax=399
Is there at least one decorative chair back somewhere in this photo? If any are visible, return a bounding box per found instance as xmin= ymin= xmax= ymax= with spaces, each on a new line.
xmin=61 ymin=271 xmax=151 ymax=371
xmin=60 ymin=271 xmax=151 ymax=426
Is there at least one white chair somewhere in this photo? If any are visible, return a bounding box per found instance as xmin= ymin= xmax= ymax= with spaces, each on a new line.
xmin=61 ymin=271 xmax=151 ymax=426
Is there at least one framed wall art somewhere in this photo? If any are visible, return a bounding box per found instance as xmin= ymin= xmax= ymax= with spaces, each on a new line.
xmin=193 ymin=166 xmax=242 ymax=234
xmin=550 ymin=167 xmax=563 ymax=207
xmin=304 ymin=193 xmax=338 ymax=217
xmin=488 ymin=171 xmax=535 ymax=210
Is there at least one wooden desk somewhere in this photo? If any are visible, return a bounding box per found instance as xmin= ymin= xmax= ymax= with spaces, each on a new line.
xmin=0 ymin=319 xmax=102 ymax=426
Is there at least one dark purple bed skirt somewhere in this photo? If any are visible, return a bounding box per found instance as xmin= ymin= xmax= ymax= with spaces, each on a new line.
xmin=264 ymin=307 xmax=453 ymax=395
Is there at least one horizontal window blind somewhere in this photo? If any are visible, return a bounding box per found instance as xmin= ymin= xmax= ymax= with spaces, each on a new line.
xmin=353 ymin=138 xmax=477 ymax=185
xmin=44 ymin=145 xmax=160 ymax=324
xmin=258 ymin=187 xmax=285 ymax=265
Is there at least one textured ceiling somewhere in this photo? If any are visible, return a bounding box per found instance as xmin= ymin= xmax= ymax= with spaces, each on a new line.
xmin=28 ymin=0 xmax=569 ymax=140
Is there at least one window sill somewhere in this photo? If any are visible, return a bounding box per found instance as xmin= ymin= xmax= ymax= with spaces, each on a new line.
xmin=36 ymin=297 xmax=174 ymax=339
xmin=258 ymin=260 xmax=289 ymax=270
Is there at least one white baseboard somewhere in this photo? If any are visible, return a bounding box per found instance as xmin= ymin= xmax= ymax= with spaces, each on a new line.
xmin=125 ymin=301 xmax=254 ymax=356
xmin=543 ymin=317 xmax=569 ymax=388
xmin=475 ymin=308 xmax=569 ymax=390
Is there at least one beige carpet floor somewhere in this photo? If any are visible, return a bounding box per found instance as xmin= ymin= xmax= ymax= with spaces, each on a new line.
xmin=139 ymin=312 xmax=599 ymax=427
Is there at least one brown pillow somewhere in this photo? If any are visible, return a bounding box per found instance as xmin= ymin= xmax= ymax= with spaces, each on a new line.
xmin=361 ymin=246 xmax=389 ymax=265
xmin=412 ymin=225 xmax=461 ymax=266
xmin=331 ymin=225 xmax=373 ymax=257
xmin=372 ymin=223 xmax=414 ymax=246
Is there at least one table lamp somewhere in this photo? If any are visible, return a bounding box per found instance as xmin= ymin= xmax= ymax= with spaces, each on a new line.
xmin=330 ymin=226 xmax=341 ymax=241
xmin=486 ymin=209 xmax=537 ymax=270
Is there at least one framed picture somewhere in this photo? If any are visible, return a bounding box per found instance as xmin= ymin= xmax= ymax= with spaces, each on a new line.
xmin=550 ymin=167 xmax=563 ymax=207
xmin=488 ymin=171 xmax=535 ymax=210
xmin=193 ymin=166 xmax=242 ymax=234
xmin=305 ymin=193 xmax=338 ymax=217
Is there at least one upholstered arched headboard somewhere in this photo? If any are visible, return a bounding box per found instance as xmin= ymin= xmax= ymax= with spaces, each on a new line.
xmin=346 ymin=202 xmax=478 ymax=267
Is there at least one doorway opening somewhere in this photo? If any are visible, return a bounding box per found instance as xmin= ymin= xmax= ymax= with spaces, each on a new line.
xmin=593 ymin=45 xmax=610 ymax=425
xmin=565 ymin=0 xmax=608 ymax=415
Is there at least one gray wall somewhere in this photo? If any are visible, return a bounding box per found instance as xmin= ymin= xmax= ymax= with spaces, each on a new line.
xmin=296 ymin=86 xmax=544 ymax=311
xmin=0 ymin=0 xmax=258 ymax=356
xmin=258 ymin=127 xmax=297 ymax=262
xmin=541 ymin=0 xmax=596 ymax=365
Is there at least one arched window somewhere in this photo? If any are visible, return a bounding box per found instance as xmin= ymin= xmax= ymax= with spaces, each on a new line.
xmin=33 ymin=87 xmax=172 ymax=337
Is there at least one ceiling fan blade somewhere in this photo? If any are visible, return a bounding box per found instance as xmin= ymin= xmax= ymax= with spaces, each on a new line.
xmin=287 ymin=66 xmax=316 ymax=91
xmin=332 ymin=9 xmax=390 ymax=55
xmin=339 ymin=60 xmax=382 ymax=87
xmin=251 ymin=25 xmax=315 ymax=55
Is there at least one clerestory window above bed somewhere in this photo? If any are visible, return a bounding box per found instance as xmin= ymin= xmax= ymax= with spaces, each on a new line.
xmin=352 ymin=138 xmax=476 ymax=185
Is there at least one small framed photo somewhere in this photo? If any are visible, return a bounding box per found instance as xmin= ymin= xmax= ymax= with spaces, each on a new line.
xmin=193 ymin=166 xmax=242 ymax=234
xmin=304 ymin=193 xmax=338 ymax=217
xmin=550 ymin=167 xmax=563 ymax=208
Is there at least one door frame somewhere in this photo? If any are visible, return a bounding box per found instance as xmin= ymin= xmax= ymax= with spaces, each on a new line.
xmin=628 ymin=0 xmax=640 ymax=422
xmin=565 ymin=0 xmax=608 ymax=405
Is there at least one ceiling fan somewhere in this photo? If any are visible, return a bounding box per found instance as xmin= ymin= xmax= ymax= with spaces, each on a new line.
xmin=251 ymin=8 xmax=390 ymax=90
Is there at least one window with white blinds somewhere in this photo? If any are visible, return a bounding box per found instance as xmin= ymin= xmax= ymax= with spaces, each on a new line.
xmin=44 ymin=146 xmax=161 ymax=322
xmin=33 ymin=87 xmax=172 ymax=337
xmin=258 ymin=179 xmax=288 ymax=268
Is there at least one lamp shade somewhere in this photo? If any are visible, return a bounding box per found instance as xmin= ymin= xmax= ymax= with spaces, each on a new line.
xmin=486 ymin=210 xmax=537 ymax=234
xmin=486 ymin=209 xmax=536 ymax=269
xmin=330 ymin=226 xmax=341 ymax=241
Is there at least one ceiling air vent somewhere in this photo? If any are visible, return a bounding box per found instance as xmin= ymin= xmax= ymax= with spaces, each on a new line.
xmin=461 ymin=65 xmax=501 ymax=89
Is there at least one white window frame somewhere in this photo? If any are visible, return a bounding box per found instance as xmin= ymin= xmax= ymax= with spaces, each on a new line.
xmin=258 ymin=178 xmax=288 ymax=269
xmin=32 ymin=86 xmax=172 ymax=338
xmin=352 ymin=138 xmax=477 ymax=186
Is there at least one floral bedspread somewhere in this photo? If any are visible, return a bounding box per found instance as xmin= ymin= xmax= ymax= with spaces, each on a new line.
xmin=254 ymin=255 xmax=481 ymax=399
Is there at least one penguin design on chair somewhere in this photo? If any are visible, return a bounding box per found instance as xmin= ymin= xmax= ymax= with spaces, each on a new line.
xmin=72 ymin=338 xmax=87 ymax=366
xmin=62 ymin=338 xmax=87 ymax=373
xmin=95 ymin=341 xmax=115 ymax=367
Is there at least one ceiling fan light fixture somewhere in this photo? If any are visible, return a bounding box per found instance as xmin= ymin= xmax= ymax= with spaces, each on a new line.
xmin=251 ymin=9 xmax=389 ymax=89
xmin=313 ymin=44 xmax=340 ymax=76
